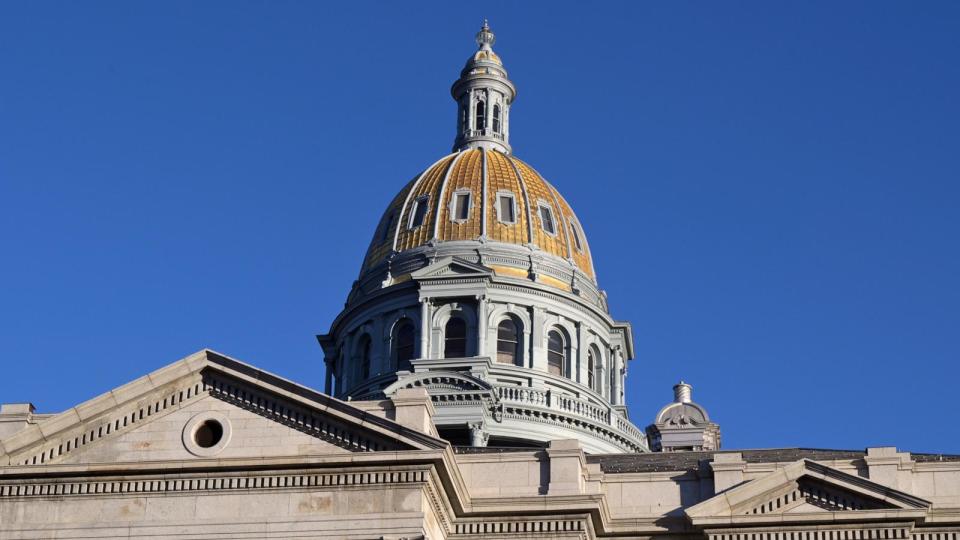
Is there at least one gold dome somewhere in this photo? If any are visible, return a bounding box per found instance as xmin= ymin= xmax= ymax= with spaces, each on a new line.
xmin=469 ymin=48 xmax=502 ymax=66
xmin=362 ymin=148 xmax=595 ymax=286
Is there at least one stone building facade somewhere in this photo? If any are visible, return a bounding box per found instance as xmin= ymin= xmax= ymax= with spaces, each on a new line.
xmin=2 ymin=23 xmax=958 ymax=540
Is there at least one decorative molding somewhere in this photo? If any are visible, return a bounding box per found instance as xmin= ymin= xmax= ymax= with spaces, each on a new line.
xmin=0 ymin=469 xmax=429 ymax=499
xmin=706 ymin=526 xmax=914 ymax=540
xmin=204 ymin=372 xmax=401 ymax=453
xmin=11 ymin=377 xmax=207 ymax=467
xmin=453 ymin=518 xmax=586 ymax=536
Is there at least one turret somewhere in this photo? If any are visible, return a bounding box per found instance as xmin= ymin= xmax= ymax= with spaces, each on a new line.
xmin=451 ymin=21 xmax=516 ymax=154
xmin=646 ymin=381 xmax=722 ymax=452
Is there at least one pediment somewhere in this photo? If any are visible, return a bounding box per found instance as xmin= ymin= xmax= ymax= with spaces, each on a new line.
xmin=686 ymin=459 xmax=930 ymax=526
xmin=410 ymin=256 xmax=494 ymax=280
xmin=0 ymin=350 xmax=446 ymax=468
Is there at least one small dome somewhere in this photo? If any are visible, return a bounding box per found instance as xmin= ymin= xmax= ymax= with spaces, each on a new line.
xmin=468 ymin=49 xmax=502 ymax=66
xmin=362 ymin=148 xmax=596 ymax=286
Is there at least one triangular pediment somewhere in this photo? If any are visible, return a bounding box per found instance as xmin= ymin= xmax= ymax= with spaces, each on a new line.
xmin=410 ymin=256 xmax=494 ymax=280
xmin=0 ymin=350 xmax=446 ymax=468
xmin=686 ymin=459 xmax=930 ymax=525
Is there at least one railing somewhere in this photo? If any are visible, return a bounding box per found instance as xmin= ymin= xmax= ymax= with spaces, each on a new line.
xmin=496 ymin=386 xmax=549 ymax=407
xmin=554 ymin=393 xmax=610 ymax=424
xmin=493 ymin=385 xmax=646 ymax=450
xmin=615 ymin=415 xmax=646 ymax=442
xmin=462 ymin=129 xmax=506 ymax=141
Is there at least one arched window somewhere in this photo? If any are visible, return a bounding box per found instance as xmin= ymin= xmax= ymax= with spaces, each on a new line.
xmin=588 ymin=346 xmax=602 ymax=393
xmin=358 ymin=334 xmax=371 ymax=380
xmin=547 ymin=330 xmax=566 ymax=376
xmin=460 ymin=102 xmax=468 ymax=132
xmin=496 ymin=317 xmax=521 ymax=365
xmin=444 ymin=317 xmax=467 ymax=358
xmin=475 ymin=101 xmax=486 ymax=132
xmin=394 ymin=320 xmax=416 ymax=371
xmin=492 ymin=104 xmax=501 ymax=133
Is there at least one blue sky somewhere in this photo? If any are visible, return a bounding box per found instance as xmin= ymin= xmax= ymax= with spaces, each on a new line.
xmin=1 ymin=2 xmax=958 ymax=453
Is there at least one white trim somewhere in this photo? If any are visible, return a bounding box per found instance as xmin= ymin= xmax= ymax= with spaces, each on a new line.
xmin=569 ymin=217 xmax=585 ymax=252
xmin=503 ymin=153 xmax=536 ymax=244
xmin=448 ymin=189 xmax=473 ymax=223
xmin=407 ymin=195 xmax=431 ymax=230
xmin=537 ymin=200 xmax=558 ymax=237
xmin=392 ymin=153 xmax=456 ymax=251
xmin=480 ymin=148 xmax=489 ymax=236
xmin=495 ymin=190 xmax=518 ymax=224
xmin=432 ymin=151 xmax=468 ymax=238
xmin=181 ymin=412 xmax=233 ymax=457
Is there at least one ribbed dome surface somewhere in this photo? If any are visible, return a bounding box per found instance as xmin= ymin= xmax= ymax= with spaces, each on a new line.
xmin=362 ymin=148 xmax=595 ymax=282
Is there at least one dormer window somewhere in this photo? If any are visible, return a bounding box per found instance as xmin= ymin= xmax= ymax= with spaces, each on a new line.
xmin=451 ymin=191 xmax=471 ymax=222
xmin=496 ymin=192 xmax=516 ymax=224
xmin=380 ymin=211 xmax=395 ymax=243
xmin=408 ymin=196 xmax=429 ymax=229
xmin=538 ymin=203 xmax=556 ymax=235
xmin=569 ymin=219 xmax=584 ymax=251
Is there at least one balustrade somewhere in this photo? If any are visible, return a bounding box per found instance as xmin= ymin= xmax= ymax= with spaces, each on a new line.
xmin=485 ymin=385 xmax=647 ymax=449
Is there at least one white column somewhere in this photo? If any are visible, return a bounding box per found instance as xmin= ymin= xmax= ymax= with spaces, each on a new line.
xmin=614 ymin=347 xmax=625 ymax=405
xmin=574 ymin=322 xmax=586 ymax=384
xmin=419 ymin=299 xmax=431 ymax=359
xmin=531 ymin=307 xmax=547 ymax=373
xmin=476 ymin=295 xmax=488 ymax=357
xmin=324 ymin=360 xmax=333 ymax=394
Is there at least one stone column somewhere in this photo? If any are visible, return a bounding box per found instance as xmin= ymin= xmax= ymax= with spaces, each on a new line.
xmin=372 ymin=317 xmax=386 ymax=376
xmin=574 ymin=322 xmax=586 ymax=384
xmin=419 ymin=298 xmax=431 ymax=359
xmin=340 ymin=335 xmax=352 ymax=394
xmin=476 ymin=295 xmax=488 ymax=358
xmin=522 ymin=325 xmax=532 ymax=368
xmin=324 ymin=361 xmax=333 ymax=394
xmin=531 ymin=306 xmax=547 ymax=373
xmin=611 ymin=346 xmax=623 ymax=406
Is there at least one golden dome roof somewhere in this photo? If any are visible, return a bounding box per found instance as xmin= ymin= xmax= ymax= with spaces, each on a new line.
xmin=362 ymin=148 xmax=595 ymax=284
xmin=469 ymin=48 xmax=502 ymax=66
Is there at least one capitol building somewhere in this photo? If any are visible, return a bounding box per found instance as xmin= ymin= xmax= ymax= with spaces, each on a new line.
xmin=1 ymin=23 xmax=958 ymax=540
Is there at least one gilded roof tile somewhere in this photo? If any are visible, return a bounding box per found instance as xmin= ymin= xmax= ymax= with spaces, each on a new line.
xmin=362 ymin=149 xmax=597 ymax=285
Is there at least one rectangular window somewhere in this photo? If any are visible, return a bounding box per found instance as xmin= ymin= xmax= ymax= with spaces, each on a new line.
xmin=452 ymin=192 xmax=470 ymax=221
xmin=570 ymin=220 xmax=583 ymax=251
xmin=539 ymin=204 xmax=556 ymax=235
xmin=497 ymin=193 xmax=516 ymax=223
xmin=409 ymin=196 xmax=429 ymax=229
xmin=380 ymin=212 xmax=395 ymax=242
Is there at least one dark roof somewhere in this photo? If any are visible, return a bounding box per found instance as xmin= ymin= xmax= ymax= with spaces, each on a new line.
xmin=912 ymin=452 xmax=960 ymax=462
xmin=453 ymin=446 xmax=544 ymax=455
xmin=453 ymin=447 xmax=960 ymax=473
xmin=586 ymin=448 xmax=868 ymax=474
xmin=587 ymin=448 xmax=960 ymax=474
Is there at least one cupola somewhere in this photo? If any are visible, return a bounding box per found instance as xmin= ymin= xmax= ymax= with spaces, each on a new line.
xmin=451 ymin=21 xmax=517 ymax=154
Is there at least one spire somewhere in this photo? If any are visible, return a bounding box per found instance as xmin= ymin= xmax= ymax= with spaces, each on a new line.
xmin=451 ymin=21 xmax=517 ymax=154
xmin=476 ymin=19 xmax=494 ymax=50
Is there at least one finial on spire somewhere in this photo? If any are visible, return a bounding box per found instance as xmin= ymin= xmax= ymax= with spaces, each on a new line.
xmin=476 ymin=20 xmax=495 ymax=50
